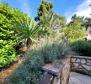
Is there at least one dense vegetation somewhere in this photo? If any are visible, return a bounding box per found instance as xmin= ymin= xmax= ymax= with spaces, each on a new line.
xmin=70 ymin=40 xmax=91 ymax=56
xmin=35 ymin=0 xmax=66 ymax=36
xmin=0 ymin=0 xmax=91 ymax=84
xmin=9 ymin=37 xmax=70 ymax=84
xmin=0 ymin=3 xmax=40 ymax=68
xmin=0 ymin=3 xmax=18 ymax=68
xmin=63 ymin=15 xmax=85 ymax=40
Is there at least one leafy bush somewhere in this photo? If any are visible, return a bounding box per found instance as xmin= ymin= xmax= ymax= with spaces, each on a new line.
xmin=8 ymin=49 xmax=45 ymax=84
xmin=63 ymin=15 xmax=85 ymax=40
xmin=0 ymin=2 xmax=45 ymax=68
xmin=9 ymin=50 xmax=44 ymax=84
xmin=63 ymin=27 xmax=84 ymax=39
xmin=70 ymin=40 xmax=91 ymax=56
xmin=41 ymin=41 xmax=69 ymax=63
xmin=0 ymin=3 xmax=19 ymax=68
xmin=0 ymin=40 xmax=16 ymax=68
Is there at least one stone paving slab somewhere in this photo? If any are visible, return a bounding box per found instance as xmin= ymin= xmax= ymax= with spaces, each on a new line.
xmin=42 ymin=64 xmax=60 ymax=76
xmin=69 ymin=72 xmax=91 ymax=84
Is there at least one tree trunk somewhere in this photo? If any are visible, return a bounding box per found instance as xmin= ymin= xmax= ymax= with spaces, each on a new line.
xmin=26 ymin=38 xmax=32 ymax=50
xmin=15 ymin=38 xmax=32 ymax=53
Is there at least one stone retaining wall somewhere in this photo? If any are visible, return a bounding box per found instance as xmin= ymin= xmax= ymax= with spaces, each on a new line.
xmin=39 ymin=56 xmax=91 ymax=84
xmin=53 ymin=57 xmax=71 ymax=84
xmin=71 ymin=56 xmax=91 ymax=75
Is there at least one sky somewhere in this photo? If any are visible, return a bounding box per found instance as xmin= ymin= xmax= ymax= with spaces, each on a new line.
xmin=0 ymin=0 xmax=91 ymax=22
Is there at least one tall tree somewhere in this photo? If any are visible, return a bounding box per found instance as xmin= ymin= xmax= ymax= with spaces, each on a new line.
xmin=63 ymin=14 xmax=84 ymax=39
xmin=50 ymin=14 xmax=66 ymax=32
xmin=35 ymin=0 xmax=66 ymax=36
xmin=69 ymin=14 xmax=84 ymax=29
xmin=35 ymin=0 xmax=53 ymax=23
xmin=35 ymin=0 xmax=53 ymax=36
xmin=84 ymin=18 xmax=91 ymax=30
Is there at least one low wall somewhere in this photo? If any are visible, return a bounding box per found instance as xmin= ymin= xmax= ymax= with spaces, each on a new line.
xmin=39 ymin=56 xmax=91 ymax=84
xmin=53 ymin=57 xmax=71 ymax=84
xmin=71 ymin=56 xmax=91 ymax=75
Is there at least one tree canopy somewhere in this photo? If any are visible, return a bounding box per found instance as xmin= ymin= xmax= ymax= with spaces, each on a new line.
xmin=63 ymin=15 xmax=84 ymax=39
xmin=35 ymin=0 xmax=66 ymax=36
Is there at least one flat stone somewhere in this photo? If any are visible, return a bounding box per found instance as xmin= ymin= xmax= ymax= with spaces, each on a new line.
xmin=42 ymin=64 xmax=60 ymax=76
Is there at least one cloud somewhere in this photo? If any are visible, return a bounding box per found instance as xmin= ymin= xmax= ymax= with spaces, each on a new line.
xmin=75 ymin=0 xmax=91 ymax=17
xmin=66 ymin=0 xmax=91 ymax=23
xmin=19 ymin=0 xmax=31 ymax=16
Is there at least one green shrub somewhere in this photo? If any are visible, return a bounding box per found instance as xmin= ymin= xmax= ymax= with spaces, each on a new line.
xmin=0 ymin=40 xmax=16 ymax=68
xmin=70 ymin=40 xmax=91 ymax=56
xmin=0 ymin=3 xmax=20 ymax=68
xmin=9 ymin=50 xmax=44 ymax=84
xmin=40 ymin=41 xmax=69 ymax=63
xmin=63 ymin=27 xmax=84 ymax=39
xmin=0 ymin=3 xmax=36 ymax=68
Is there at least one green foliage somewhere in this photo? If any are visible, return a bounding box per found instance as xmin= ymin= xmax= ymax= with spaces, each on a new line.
xmin=9 ymin=39 xmax=70 ymax=84
xmin=35 ymin=0 xmax=54 ymax=36
xmin=35 ymin=0 xmax=53 ymax=22
xmin=84 ymin=18 xmax=91 ymax=30
xmin=0 ymin=40 xmax=16 ymax=68
xmin=68 ymin=15 xmax=84 ymax=30
xmin=9 ymin=50 xmax=44 ymax=84
xmin=63 ymin=27 xmax=84 ymax=39
xmin=14 ymin=16 xmax=41 ymax=48
xmin=0 ymin=3 xmax=16 ymax=68
xmin=63 ymin=15 xmax=84 ymax=39
xmin=0 ymin=3 xmax=42 ymax=68
xmin=49 ymin=13 xmax=66 ymax=32
xmin=0 ymin=4 xmax=15 ymax=38
xmin=0 ymin=3 xmax=31 ymax=68
xmin=0 ymin=3 xmax=28 ymax=38
xmin=35 ymin=0 xmax=66 ymax=36
xmin=40 ymin=41 xmax=69 ymax=63
xmin=70 ymin=40 xmax=91 ymax=56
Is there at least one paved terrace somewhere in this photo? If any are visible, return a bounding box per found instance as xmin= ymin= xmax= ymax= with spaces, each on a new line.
xmin=69 ymin=72 xmax=91 ymax=84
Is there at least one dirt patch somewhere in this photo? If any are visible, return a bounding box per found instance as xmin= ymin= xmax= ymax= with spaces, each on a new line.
xmin=0 ymin=57 xmax=24 ymax=84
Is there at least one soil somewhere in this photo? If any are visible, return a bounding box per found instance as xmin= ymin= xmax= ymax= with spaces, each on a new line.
xmin=0 ymin=57 xmax=24 ymax=84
